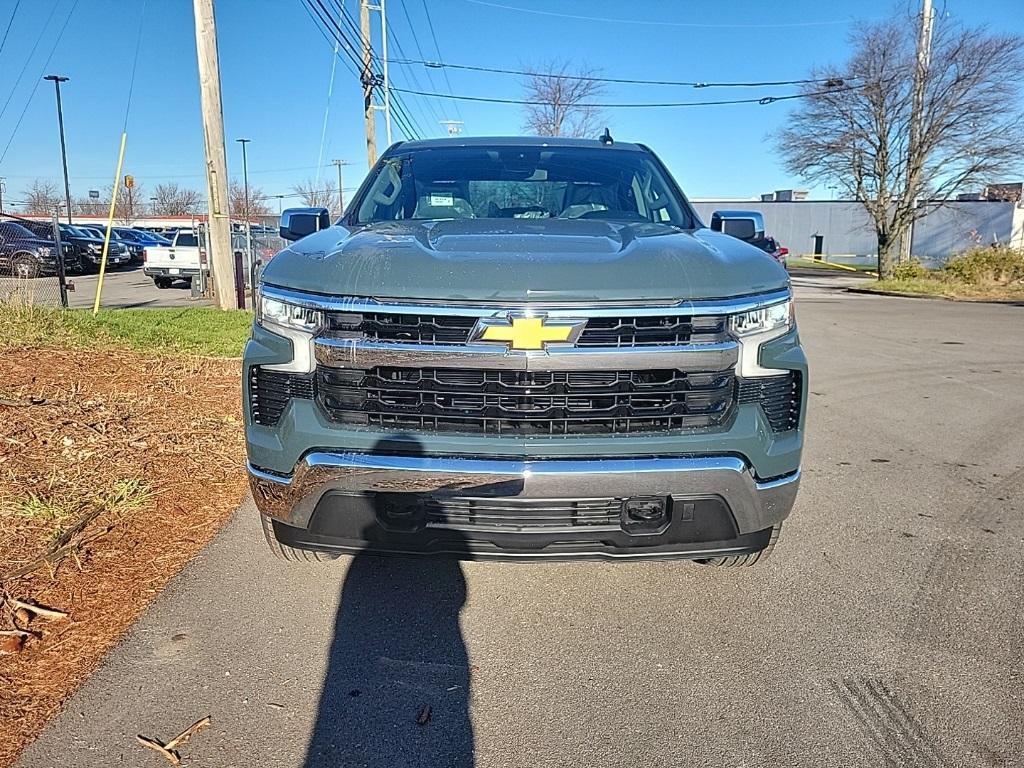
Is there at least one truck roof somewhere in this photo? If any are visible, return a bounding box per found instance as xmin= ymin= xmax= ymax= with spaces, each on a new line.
xmin=386 ymin=136 xmax=647 ymax=153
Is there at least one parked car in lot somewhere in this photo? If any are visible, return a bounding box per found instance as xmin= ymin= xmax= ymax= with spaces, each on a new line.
xmin=113 ymin=227 xmax=172 ymax=247
xmin=76 ymin=226 xmax=145 ymax=264
xmin=17 ymin=220 xmax=121 ymax=274
xmin=143 ymin=228 xmax=203 ymax=288
xmin=56 ymin=225 xmax=131 ymax=272
xmin=246 ymin=136 xmax=806 ymax=565
xmin=0 ymin=220 xmax=73 ymax=277
xmin=709 ymin=211 xmax=788 ymax=265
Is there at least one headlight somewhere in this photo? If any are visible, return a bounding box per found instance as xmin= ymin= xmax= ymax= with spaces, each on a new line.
xmin=88 ymin=243 xmax=102 ymax=252
xmin=730 ymin=299 xmax=795 ymax=378
xmin=259 ymin=295 xmax=323 ymax=333
xmin=730 ymin=300 xmax=792 ymax=339
xmin=35 ymin=246 xmax=53 ymax=259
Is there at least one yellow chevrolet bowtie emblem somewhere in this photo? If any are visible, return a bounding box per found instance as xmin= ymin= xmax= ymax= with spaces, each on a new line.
xmin=473 ymin=315 xmax=585 ymax=350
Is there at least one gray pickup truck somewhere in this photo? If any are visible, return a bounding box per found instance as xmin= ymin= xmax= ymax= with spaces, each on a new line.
xmin=244 ymin=136 xmax=806 ymax=565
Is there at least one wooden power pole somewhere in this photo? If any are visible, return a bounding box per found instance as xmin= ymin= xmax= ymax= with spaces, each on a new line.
xmin=192 ymin=0 xmax=236 ymax=309
xmin=360 ymin=0 xmax=377 ymax=168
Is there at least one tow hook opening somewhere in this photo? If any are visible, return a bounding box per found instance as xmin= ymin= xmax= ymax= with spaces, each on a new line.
xmin=621 ymin=496 xmax=670 ymax=535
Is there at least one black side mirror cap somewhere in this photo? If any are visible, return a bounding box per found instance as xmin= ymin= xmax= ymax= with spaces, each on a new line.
xmin=710 ymin=210 xmax=765 ymax=243
xmin=280 ymin=207 xmax=331 ymax=241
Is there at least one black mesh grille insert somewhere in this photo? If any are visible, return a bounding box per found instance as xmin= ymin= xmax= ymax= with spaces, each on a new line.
xmin=317 ymin=366 xmax=736 ymax=436
xmin=323 ymin=311 xmax=728 ymax=347
xmin=249 ymin=368 xmax=315 ymax=426
xmin=736 ymin=372 xmax=801 ymax=432
xmin=424 ymin=497 xmax=624 ymax=531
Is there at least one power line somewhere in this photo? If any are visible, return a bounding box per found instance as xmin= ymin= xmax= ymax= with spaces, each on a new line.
xmin=0 ymin=0 xmax=21 ymax=60
xmin=460 ymin=0 xmax=871 ymax=29
xmin=389 ymin=83 xmax=861 ymax=109
xmin=417 ymin=0 xmax=462 ymax=121
xmin=390 ymin=58 xmax=853 ymax=89
xmin=394 ymin=0 xmax=445 ymax=123
xmin=0 ymin=0 xmax=59 ymax=123
xmin=0 ymin=0 xmax=79 ymax=166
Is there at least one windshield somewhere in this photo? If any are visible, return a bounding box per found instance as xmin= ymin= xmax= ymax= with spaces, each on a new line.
xmin=352 ymin=145 xmax=695 ymax=227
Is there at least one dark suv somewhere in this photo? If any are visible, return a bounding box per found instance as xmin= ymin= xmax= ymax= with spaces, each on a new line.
xmin=0 ymin=221 xmax=71 ymax=277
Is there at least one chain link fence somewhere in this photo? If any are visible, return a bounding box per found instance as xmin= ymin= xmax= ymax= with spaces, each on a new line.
xmin=0 ymin=213 xmax=70 ymax=308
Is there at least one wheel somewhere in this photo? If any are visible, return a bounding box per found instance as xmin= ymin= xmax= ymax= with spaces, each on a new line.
xmin=260 ymin=514 xmax=340 ymax=562
xmin=154 ymin=277 xmax=171 ymax=289
xmin=695 ymin=524 xmax=783 ymax=567
xmin=12 ymin=253 xmax=40 ymax=279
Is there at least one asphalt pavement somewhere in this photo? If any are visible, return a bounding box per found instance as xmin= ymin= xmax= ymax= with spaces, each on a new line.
xmin=16 ymin=281 xmax=1024 ymax=767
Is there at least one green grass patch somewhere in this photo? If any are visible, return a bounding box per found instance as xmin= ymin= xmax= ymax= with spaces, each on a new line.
xmin=857 ymin=247 xmax=1024 ymax=301
xmin=858 ymin=278 xmax=1024 ymax=301
xmin=0 ymin=305 xmax=252 ymax=357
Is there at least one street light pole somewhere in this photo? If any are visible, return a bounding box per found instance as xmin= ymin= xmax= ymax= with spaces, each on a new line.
xmin=44 ymin=75 xmax=73 ymax=224
xmin=236 ymin=138 xmax=252 ymax=275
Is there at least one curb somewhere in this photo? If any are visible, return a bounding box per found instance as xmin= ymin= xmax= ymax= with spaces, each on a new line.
xmin=845 ymin=287 xmax=1024 ymax=305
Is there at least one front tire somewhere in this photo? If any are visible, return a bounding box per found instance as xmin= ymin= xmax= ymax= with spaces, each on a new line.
xmin=695 ymin=524 xmax=783 ymax=567
xmin=12 ymin=253 xmax=41 ymax=279
xmin=260 ymin=514 xmax=341 ymax=562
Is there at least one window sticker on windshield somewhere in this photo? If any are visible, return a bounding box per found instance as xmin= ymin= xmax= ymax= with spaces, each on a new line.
xmin=429 ymin=192 xmax=454 ymax=207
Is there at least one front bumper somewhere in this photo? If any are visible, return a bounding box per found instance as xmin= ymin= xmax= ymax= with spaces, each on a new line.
xmin=249 ymin=453 xmax=800 ymax=560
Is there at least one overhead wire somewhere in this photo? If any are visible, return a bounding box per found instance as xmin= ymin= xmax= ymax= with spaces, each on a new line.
xmin=389 ymin=83 xmax=862 ymax=109
xmin=0 ymin=0 xmax=21 ymax=60
xmin=0 ymin=0 xmax=60 ymax=124
xmin=417 ymin=0 xmax=462 ymax=121
xmin=389 ymin=57 xmax=854 ymax=89
xmin=0 ymin=0 xmax=80 ymax=166
xmin=459 ymin=0 xmax=871 ymax=29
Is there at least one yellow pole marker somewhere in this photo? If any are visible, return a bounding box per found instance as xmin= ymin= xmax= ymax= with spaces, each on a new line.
xmin=92 ymin=132 xmax=128 ymax=314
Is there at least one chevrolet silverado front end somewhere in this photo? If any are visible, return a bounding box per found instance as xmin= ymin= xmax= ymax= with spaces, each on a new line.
xmin=244 ymin=137 xmax=806 ymax=564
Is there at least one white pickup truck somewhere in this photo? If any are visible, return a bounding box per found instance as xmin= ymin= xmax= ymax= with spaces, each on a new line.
xmin=142 ymin=229 xmax=204 ymax=289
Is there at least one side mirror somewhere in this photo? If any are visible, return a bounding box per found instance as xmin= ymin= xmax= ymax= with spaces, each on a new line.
xmin=710 ymin=210 xmax=765 ymax=243
xmin=280 ymin=207 xmax=331 ymax=241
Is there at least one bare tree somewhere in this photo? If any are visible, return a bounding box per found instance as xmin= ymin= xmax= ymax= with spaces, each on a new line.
xmin=522 ymin=60 xmax=606 ymax=138
xmin=291 ymin=178 xmax=340 ymax=217
xmin=775 ymin=19 xmax=1024 ymax=277
xmin=20 ymin=179 xmax=63 ymax=215
xmin=151 ymin=182 xmax=203 ymax=216
xmin=229 ymin=179 xmax=270 ymax=218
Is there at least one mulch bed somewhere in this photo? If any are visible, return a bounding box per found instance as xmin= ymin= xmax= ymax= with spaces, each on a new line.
xmin=0 ymin=347 xmax=247 ymax=767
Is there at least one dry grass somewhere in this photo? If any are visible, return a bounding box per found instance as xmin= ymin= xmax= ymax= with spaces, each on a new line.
xmin=860 ymin=277 xmax=1024 ymax=301
xmin=0 ymin=344 xmax=247 ymax=767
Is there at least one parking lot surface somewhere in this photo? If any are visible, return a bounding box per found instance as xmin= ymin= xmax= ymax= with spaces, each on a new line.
xmin=16 ymin=284 xmax=1024 ymax=767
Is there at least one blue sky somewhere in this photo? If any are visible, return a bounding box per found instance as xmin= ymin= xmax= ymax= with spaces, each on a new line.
xmin=1 ymin=0 xmax=1022 ymax=208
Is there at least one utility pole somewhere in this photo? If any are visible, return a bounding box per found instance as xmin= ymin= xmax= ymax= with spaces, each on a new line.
xmin=192 ymin=0 xmax=235 ymax=309
xmin=0 ymin=177 xmax=5 ymax=214
xmin=379 ymin=0 xmax=391 ymax=145
xmin=900 ymin=0 xmax=934 ymax=263
xmin=359 ymin=0 xmax=377 ymax=167
xmin=44 ymin=75 xmax=73 ymax=224
xmin=332 ymin=159 xmax=348 ymax=215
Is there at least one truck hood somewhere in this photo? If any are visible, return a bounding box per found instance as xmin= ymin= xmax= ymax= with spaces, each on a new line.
xmin=260 ymin=219 xmax=789 ymax=303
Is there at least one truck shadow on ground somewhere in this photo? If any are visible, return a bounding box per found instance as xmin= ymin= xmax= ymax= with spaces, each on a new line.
xmin=303 ymin=437 xmax=523 ymax=767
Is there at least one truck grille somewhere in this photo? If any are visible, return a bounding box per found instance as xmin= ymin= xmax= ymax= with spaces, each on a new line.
xmin=736 ymin=372 xmax=801 ymax=432
xmin=316 ymin=366 xmax=735 ymax=435
xmin=324 ymin=311 xmax=728 ymax=347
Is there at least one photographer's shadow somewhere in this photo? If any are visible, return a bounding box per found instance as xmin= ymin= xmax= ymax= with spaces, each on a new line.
xmin=303 ymin=437 xmax=523 ymax=767
xmin=302 ymin=547 xmax=473 ymax=767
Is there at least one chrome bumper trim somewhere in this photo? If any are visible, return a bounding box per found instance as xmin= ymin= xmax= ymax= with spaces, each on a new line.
xmin=313 ymin=337 xmax=739 ymax=371
xmin=248 ymin=454 xmax=800 ymax=535
xmin=261 ymin=284 xmax=791 ymax=318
